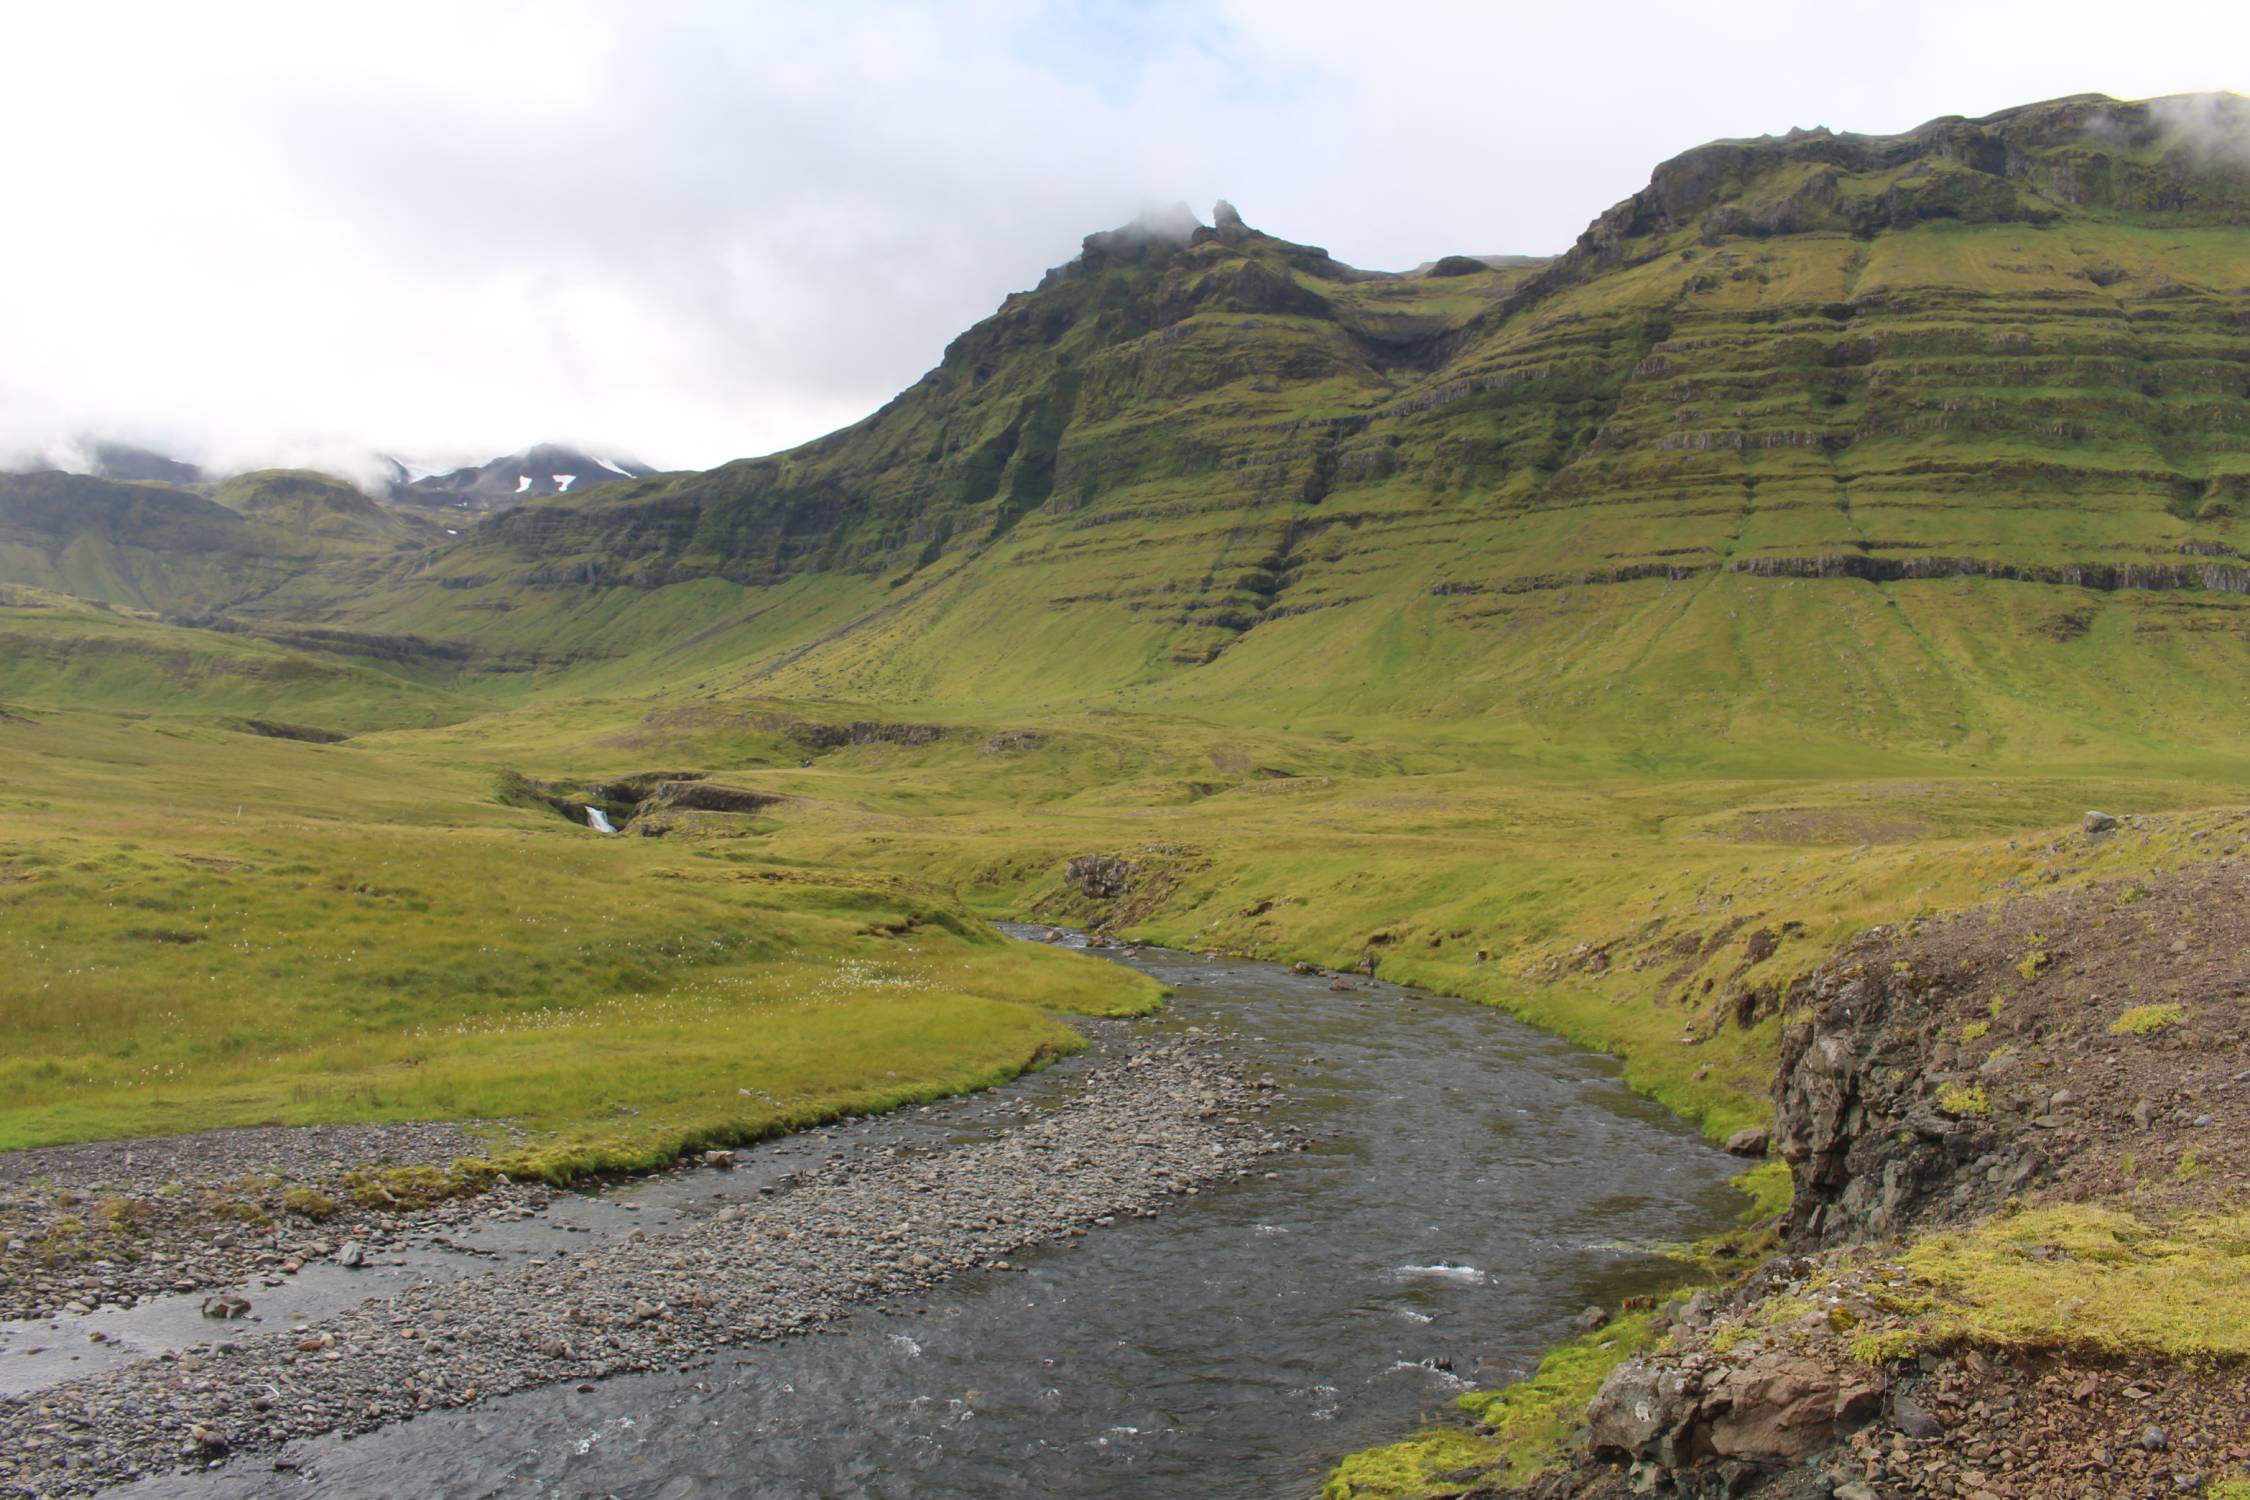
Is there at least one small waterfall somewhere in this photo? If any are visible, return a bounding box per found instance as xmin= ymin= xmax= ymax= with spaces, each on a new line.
xmin=584 ymin=806 xmax=616 ymax=834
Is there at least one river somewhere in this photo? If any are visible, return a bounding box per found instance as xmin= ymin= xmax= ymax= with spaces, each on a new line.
xmin=112 ymin=930 xmax=1740 ymax=1499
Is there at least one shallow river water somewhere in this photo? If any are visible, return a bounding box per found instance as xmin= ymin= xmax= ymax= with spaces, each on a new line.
xmin=115 ymin=931 xmax=1740 ymax=1499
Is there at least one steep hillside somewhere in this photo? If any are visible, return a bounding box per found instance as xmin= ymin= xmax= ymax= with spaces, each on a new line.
xmin=211 ymin=469 xmax=434 ymax=546
xmin=0 ymin=471 xmax=305 ymax=614
xmin=303 ymin=94 xmax=2250 ymax=766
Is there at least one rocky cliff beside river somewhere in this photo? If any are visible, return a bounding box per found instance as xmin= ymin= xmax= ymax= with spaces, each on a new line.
xmin=1401 ymin=840 xmax=2250 ymax=1500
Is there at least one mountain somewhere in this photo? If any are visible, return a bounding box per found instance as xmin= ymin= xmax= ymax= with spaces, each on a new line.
xmin=6 ymin=91 xmax=2249 ymax=734
xmin=80 ymin=441 xmax=205 ymax=485
xmin=303 ymin=92 xmax=2250 ymax=765
xmin=0 ymin=440 xmax=207 ymax=485
xmin=0 ymin=467 xmax=442 ymax=615
xmin=394 ymin=443 xmax=657 ymax=510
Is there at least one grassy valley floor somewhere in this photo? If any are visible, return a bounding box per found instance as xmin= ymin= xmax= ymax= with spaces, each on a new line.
xmin=0 ymin=704 xmax=1160 ymax=1182
xmin=3 ymin=592 xmax=2248 ymax=1497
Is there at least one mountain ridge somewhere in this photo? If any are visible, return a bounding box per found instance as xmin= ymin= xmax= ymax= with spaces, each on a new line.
xmin=2 ymin=92 xmax=2246 ymax=763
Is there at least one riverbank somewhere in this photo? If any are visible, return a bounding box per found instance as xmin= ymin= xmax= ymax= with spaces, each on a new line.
xmin=0 ymin=1123 xmax=547 ymax=1325
xmin=1324 ymin=849 xmax=2250 ymax=1499
xmin=0 ymin=1029 xmax=1285 ymax=1497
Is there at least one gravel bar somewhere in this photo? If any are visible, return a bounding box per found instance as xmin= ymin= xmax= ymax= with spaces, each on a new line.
xmin=0 ymin=1031 xmax=1285 ymax=1496
xmin=0 ymin=1124 xmax=532 ymax=1325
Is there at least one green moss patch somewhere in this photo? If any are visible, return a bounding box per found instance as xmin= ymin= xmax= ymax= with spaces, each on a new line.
xmin=1901 ymin=1206 xmax=2250 ymax=1360
xmin=2111 ymin=1002 xmax=2188 ymax=1037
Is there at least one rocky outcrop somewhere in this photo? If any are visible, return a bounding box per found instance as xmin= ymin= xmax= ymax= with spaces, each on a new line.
xmin=230 ymin=718 xmax=349 ymax=744
xmin=1587 ymin=1343 xmax=1884 ymax=1471
xmin=639 ymin=780 xmax=778 ymax=816
xmin=1774 ymin=857 xmax=2250 ymax=1250
xmin=1772 ymin=936 xmax=2031 ymax=1246
xmin=1568 ymin=92 xmax=2250 ymax=270
xmin=830 ymin=720 xmax=944 ymax=749
xmin=1065 ymin=853 xmax=1132 ymax=900
xmin=1483 ymin=854 xmax=2250 ymax=1500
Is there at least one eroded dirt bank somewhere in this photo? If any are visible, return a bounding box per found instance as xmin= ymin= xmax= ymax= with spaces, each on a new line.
xmin=1472 ymin=857 xmax=2250 ymax=1500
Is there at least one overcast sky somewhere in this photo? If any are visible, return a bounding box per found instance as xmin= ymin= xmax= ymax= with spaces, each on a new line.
xmin=3 ymin=0 xmax=2245 ymax=479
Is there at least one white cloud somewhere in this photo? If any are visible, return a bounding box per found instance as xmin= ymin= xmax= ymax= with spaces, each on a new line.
xmin=0 ymin=0 xmax=2243 ymax=474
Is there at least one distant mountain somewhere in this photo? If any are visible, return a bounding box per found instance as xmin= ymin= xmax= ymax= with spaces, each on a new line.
xmin=0 ymin=441 xmax=208 ymax=485
xmin=0 ymin=468 xmax=441 ymax=615
xmin=1 ymin=441 xmax=657 ymax=517
xmin=83 ymin=442 xmax=205 ymax=485
xmin=393 ymin=444 xmax=656 ymax=510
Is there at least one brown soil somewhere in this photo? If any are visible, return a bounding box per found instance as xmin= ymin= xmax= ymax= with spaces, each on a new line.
xmin=1784 ymin=856 xmax=2250 ymax=1242
xmin=1482 ymin=852 xmax=2250 ymax=1500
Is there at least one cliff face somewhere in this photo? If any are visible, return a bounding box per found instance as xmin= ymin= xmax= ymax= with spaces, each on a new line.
xmin=368 ymin=95 xmax=2250 ymax=713
xmin=454 ymin=201 xmax=1522 ymax=596
xmin=1772 ymin=844 xmax=2250 ymax=1248
xmin=1570 ymin=93 xmax=2250 ymax=258
xmin=1494 ymin=848 xmax=2250 ymax=1500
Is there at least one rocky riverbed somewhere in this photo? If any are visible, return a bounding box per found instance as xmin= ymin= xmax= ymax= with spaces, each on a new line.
xmin=0 ymin=1031 xmax=1286 ymax=1497
xmin=0 ymin=1122 xmax=544 ymax=1325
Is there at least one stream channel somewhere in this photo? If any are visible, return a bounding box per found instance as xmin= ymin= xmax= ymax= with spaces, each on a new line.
xmin=87 ymin=929 xmax=1742 ymax=1498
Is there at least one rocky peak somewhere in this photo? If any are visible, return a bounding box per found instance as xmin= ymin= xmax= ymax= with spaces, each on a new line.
xmin=1567 ymin=91 xmax=2250 ymax=267
xmin=395 ymin=444 xmax=654 ymax=512
xmin=1210 ymin=198 xmax=1249 ymax=245
xmin=1077 ymin=202 xmax=1204 ymax=267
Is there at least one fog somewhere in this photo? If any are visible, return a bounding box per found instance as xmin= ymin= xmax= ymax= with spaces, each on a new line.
xmin=1 ymin=0 xmax=2243 ymax=476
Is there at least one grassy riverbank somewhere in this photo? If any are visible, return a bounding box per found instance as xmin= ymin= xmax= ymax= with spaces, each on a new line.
xmin=0 ymin=708 xmax=1159 ymax=1177
xmin=8 ymin=667 xmax=2241 ymax=1172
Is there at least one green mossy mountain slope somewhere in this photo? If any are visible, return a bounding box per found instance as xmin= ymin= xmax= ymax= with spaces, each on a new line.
xmin=0 ymin=468 xmax=442 ymax=617
xmin=218 ymin=92 xmax=2246 ymax=769
xmin=6 ymin=94 xmax=2247 ymax=769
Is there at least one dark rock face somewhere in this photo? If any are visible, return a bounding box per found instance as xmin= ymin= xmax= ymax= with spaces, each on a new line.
xmin=1065 ymin=854 xmax=1132 ymax=901
xmin=1211 ymin=198 xmax=1248 ymax=245
xmin=641 ymin=781 xmax=778 ymax=816
xmin=1771 ymin=952 xmax=2012 ymax=1246
xmin=774 ymin=719 xmax=947 ymax=752
xmin=232 ymin=718 xmax=349 ymax=744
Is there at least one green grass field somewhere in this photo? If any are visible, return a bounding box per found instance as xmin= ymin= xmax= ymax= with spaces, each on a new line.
xmin=0 ymin=701 xmax=1160 ymax=1176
